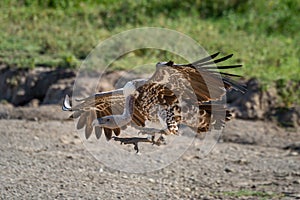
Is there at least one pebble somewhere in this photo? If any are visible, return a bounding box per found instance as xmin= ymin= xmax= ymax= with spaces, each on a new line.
xmin=235 ymin=158 xmax=249 ymax=165
xmin=293 ymin=179 xmax=300 ymax=184
xmin=290 ymin=151 xmax=298 ymax=156
xmin=224 ymin=167 xmax=234 ymax=173
xmin=148 ymin=178 xmax=155 ymax=183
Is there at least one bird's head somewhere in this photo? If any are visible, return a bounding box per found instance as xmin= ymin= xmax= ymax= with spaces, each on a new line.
xmin=156 ymin=61 xmax=174 ymax=68
xmin=92 ymin=116 xmax=119 ymax=129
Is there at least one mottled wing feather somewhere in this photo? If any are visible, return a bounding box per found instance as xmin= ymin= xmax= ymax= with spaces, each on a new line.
xmin=85 ymin=118 xmax=93 ymax=139
xmin=176 ymin=53 xmax=247 ymax=93
xmin=70 ymin=110 xmax=83 ymax=119
xmin=94 ymin=126 xmax=102 ymax=139
xmin=134 ymin=82 xmax=178 ymax=122
xmin=86 ymin=110 xmax=97 ymax=139
xmin=113 ymin=128 xmax=121 ymax=136
xmin=68 ymin=90 xmax=146 ymax=140
xmin=104 ymin=128 xmax=112 ymax=140
xmin=135 ymin=53 xmax=245 ymax=133
xmin=77 ymin=112 xmax=88 ymax=129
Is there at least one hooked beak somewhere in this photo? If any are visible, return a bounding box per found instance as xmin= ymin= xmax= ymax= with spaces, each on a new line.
xmin=156 ymin=61 xmax=174 ymax=68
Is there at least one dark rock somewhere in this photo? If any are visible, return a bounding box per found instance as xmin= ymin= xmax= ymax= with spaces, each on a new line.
xmin=228 ymin=78 xmax=278 ymax=120
xmin=0 ymin=67 xmax=75 ymax=106
xmin=43 ymin=78 xmax=74 ymax=104
xmin=26 ymin=99 xmax=40 ymax=107
xmin=275 ymin=107 xmax=300 ymax=128
xmin=0 ymin=103 xmax=13 ymax=119
xmin=283 ymin=142 xmax=300 ymax=153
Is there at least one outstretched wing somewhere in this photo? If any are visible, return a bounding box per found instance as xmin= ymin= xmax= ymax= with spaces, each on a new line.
xmin=133 ymin=53 xmax=246 ymax=132
xmin=63 ymin=90 xmax=124 ymax=140
xmin=63 ymin=89 xmax=145 ymax=140
xmin=174 ymin=53 xmax=246 ymax=97
xmin=163 ymin=52 xmax=246 ymax=102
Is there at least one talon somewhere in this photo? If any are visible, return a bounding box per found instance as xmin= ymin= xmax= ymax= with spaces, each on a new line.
xmin=134 ymin=143 xmax=139 ymax=153
xmin=154 ymin=135 xmax=166 ymax=146
xmin=112 ymin=136 xmax=152 ymax=152
xmin=159 ymin=135 xmax=166 ymax=143
xmin=151 ymin=135 xmax=155 ymax=145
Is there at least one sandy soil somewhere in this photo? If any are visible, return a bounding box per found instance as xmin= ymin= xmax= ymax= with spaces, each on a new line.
xmin=1 ymin=106 xmax=300 ymax=199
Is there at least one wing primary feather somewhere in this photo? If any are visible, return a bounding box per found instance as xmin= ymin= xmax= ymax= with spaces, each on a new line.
xmin=95 ymin=127 xmax=102 ymax=139
xmin=62 ymin=95 xmax=72 ymax=111
xmin=104 ymin=128 xmax=112 ymax=140
xmin=85 ymin=110 xmax=96 ymax=139
xmin=85 ymin=123 xmax=93 ymax=139
xmin=113 ymin=128 xmax=121 ymax=136
xmin=191 ymin=52 xmax=220 ymax=65
xmin=211 ymin=54 xmax=233 ymax=63
xmin=203 ymin=65 xmax=242 ymax=70
xmin=195 ymin=54 xmax=234 ymax=67
xmin=75 ymin=89 xmax=124 ymax=102
xmin=70 ymin=111 xmax=82 ymax=119
xmin=77 ymin=112 xmax=88 ymax=129
xmin=219 ymin=72 xmax=242 ymax=77
xmin=222 ymin=77 xmax=247 ymax=92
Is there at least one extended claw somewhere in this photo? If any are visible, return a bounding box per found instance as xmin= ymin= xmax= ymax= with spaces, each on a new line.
xmin=112 ymin=136 xmax=152 ymax=153
xmin=151 ymin=135 xmax=166 ymax=146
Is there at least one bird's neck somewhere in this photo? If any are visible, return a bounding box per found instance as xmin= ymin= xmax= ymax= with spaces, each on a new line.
xmin=101 ymin=94 xmax=134 ymax=129
xmin=123 ymin=94 xmax=135 ymax=118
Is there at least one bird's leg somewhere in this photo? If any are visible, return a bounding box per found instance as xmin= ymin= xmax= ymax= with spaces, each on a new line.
xmin=151 ymin=134 xmax=166 ymax=146
xmin=137 ymin=128 xmax=168 ymax=146
xmin=137 ymin=127 xmax=160 ymax=136
xmin=157 ymin=134 xmax=166 ymax=144
xmin=112 ymin=136 xmax=153 ymax=153
xmin=132 ymin=125 xmax=170 ymax=136
xmin=136 ymin=127 xmax=168 ymax=146
xmin=150 ymin=134 xmax=164 ymax=146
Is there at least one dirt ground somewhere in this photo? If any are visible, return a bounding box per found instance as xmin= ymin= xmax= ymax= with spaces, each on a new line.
xmin=0 ymin=106 xmax=300 ymax=199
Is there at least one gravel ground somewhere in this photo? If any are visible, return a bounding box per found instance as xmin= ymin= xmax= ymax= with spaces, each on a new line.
xmin=0 ymin=106 xmax=300 ymax=199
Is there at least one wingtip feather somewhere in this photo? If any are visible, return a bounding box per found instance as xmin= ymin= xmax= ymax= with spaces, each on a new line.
xmin=62 ymin=95 xmax=72 ymax=111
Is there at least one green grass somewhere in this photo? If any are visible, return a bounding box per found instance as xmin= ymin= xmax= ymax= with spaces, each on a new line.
xmin=0 ymin=0 xmax=299 ymax=105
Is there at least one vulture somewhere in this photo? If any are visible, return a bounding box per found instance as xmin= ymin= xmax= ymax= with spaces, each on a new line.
xmin=63 ymin=52 xmax=246 ymax=152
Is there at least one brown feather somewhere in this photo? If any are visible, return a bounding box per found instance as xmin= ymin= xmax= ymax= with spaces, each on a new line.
xmin=70 ymin=111 xmax=82 ymax=119
xmin=77 ymin=112 xmax=88 ymax=129
xmin=85 ymin=110 xmax=95 ymax=139
xmin=95 ymin=127 xmax=102 ymax=139
xmin=113 ymin=128 xmax=121 ymax=136
xmin=85 ymin=122 xmax=93 ymax=139
xmin=104 ymin=128 xmax=112 ymax=140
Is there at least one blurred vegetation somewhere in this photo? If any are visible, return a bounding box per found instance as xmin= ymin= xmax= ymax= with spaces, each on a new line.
xmin=0 ymin=0 xmax=299 ymax=105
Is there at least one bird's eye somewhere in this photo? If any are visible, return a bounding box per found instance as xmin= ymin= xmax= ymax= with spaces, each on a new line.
xmin=106 ymin=119 xmax=110 ymax=121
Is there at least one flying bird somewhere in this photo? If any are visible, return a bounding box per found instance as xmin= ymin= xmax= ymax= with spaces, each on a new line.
xmin=62 ymin=52 xmax=246 ymax=152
